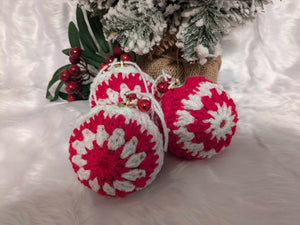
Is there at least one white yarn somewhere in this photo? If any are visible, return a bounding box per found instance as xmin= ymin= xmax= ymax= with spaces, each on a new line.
xmin=121 ymin=169 xmax=146 ymax=181
xmin=89 ymin=59 xmax=116 ymax=104
xmin=90 ymin=61 xmax=154 ymax=107
xmin=120 ymin=136 xmax=138 ymax=159
xmin=107 ymin=128 xmax=126 ymax=150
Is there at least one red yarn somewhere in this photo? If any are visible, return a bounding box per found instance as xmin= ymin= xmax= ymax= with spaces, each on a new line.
xmin=90 ymin=72 xmax=153 ymax=107
xmin=69 ymin=106 xmax=162 ymax=197
xmin=161 ymin=77 xmax=238 ymax=160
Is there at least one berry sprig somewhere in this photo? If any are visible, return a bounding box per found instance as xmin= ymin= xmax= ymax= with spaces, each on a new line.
xmin=59 ymin=47 xmax=96 ymax=101
xmin=46 ymin=6 xmax=136 ymax=102
xmin=99 ymin=45 xmax=131 ymax=71
xmin=46 ymin=6 xmax=109 ymax=102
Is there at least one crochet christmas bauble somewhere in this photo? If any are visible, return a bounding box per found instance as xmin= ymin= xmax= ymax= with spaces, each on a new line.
xmin=89 ymin=62 xmax=155 ymax=107
xmin=69 ymin=104 xmax=164 ymax=197
xmin=161 ymin=77 xmax=238 ymax=160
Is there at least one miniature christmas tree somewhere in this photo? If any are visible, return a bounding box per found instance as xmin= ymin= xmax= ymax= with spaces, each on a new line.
xmin=76 ymin=0 xmax=272 ymax=64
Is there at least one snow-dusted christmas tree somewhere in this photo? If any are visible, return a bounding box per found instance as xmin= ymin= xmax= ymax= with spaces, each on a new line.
xmin=76 ymin=0 xmax=272 ymax=64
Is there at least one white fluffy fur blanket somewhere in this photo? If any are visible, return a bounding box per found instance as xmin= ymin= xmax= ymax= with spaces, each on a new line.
xmin=0 ymin=1 xmax=299 ymax=224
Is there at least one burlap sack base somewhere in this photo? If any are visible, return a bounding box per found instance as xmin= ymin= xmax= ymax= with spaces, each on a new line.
xmin=137 ymin=55 xmax=222 ymax=83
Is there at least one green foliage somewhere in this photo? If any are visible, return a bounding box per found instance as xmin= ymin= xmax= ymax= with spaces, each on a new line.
xmin=46 ymin=65 xmax=71 ymax=102
xmin=176 ymin=0 xmax=271 ymax=62
xmin=77 ymin=0 xmax=271 ymax=63
xmin=62 ymin=48 xmax=105 ymax=68
xmin=87 ymin=11 xmax=110 ymax=53
xmin=179 ymin=4 xmax=230 ymax=62
xmin=46 ymin=5 xmax=111 ymax=102
xmin=103 ymin=0 xmax=167 ymax=55
xmin=68 ymin=22 xmax=81 ymax=48
xmin=76 ymin=6 xmax=98 ymax=53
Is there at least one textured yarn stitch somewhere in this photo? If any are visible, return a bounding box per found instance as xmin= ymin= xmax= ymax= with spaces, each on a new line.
xmin=69 ymin=105 xmax=164 ymax=197
xmin=161 ymin=77 xmax=238 ymax=160
xmin=89 ymin=63 xmax=156 ymax=108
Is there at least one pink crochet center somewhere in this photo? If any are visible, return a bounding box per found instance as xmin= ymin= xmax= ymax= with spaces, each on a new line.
xmin=161 ymin=77 xmax=238 ymax=160
xmin=69 ymin=110 xmax=159 ymax=197
xmin=90 ymin=72 xmax=153 ymax=107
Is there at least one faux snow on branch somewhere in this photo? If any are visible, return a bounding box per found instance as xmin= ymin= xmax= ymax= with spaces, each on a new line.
xmin=75 ymin=0 xmax=272 ymax=64
xmin=76 ymin=0 xmax=118 ymax=12
xmin=102 ymin=0 xmax=167 ymax=55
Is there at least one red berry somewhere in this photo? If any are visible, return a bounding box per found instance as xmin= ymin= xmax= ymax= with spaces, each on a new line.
xmin=120 ymin=53 xmax=131 ymax=62
xmin=68 ymin=65 xmax=81 ymax=76
xmin=106 ymin=55 xmax=115 ymax=64
xmin=127 ymin=93 xmax=137 ymax=101
xmin=99 ymin=63 xmax=107 ymax=70
xmin=69 ymin=56 xmax=80 ymax=65
xmin=113 ymin=45 xmax=123 ymax=57
xmin=65 ymin=86 xmax=72 ymax=93
xmin=59 ymin=70 xmax=71 ymax=82
xmin=67 ymin=94 xmax=77 ymax=102
xmin=157 ymin=81 xmax=169 ymax=93
xmin=138 ymin=99 xmax=151 ymax=112
xmin=69 ymin=47 xmax=82 ymax=59
xmin=66 ymin=81 xmax=79 ymax=93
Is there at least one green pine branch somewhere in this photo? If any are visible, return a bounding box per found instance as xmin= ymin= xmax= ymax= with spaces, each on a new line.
xmin=179 ymin=4 xmax=229 ymax=62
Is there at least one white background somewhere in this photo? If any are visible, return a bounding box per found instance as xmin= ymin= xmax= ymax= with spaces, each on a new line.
xmin=0 ymin=1 xmax=299 ymax=224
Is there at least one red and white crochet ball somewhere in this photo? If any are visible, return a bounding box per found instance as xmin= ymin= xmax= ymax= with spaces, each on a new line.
xmin=161 ymin=77 xmax=238 ymax=160
xmin=89 ymin=64 xmax=155 ymax=107
xmin=69 ymin=104 xmax=164 ymax=197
